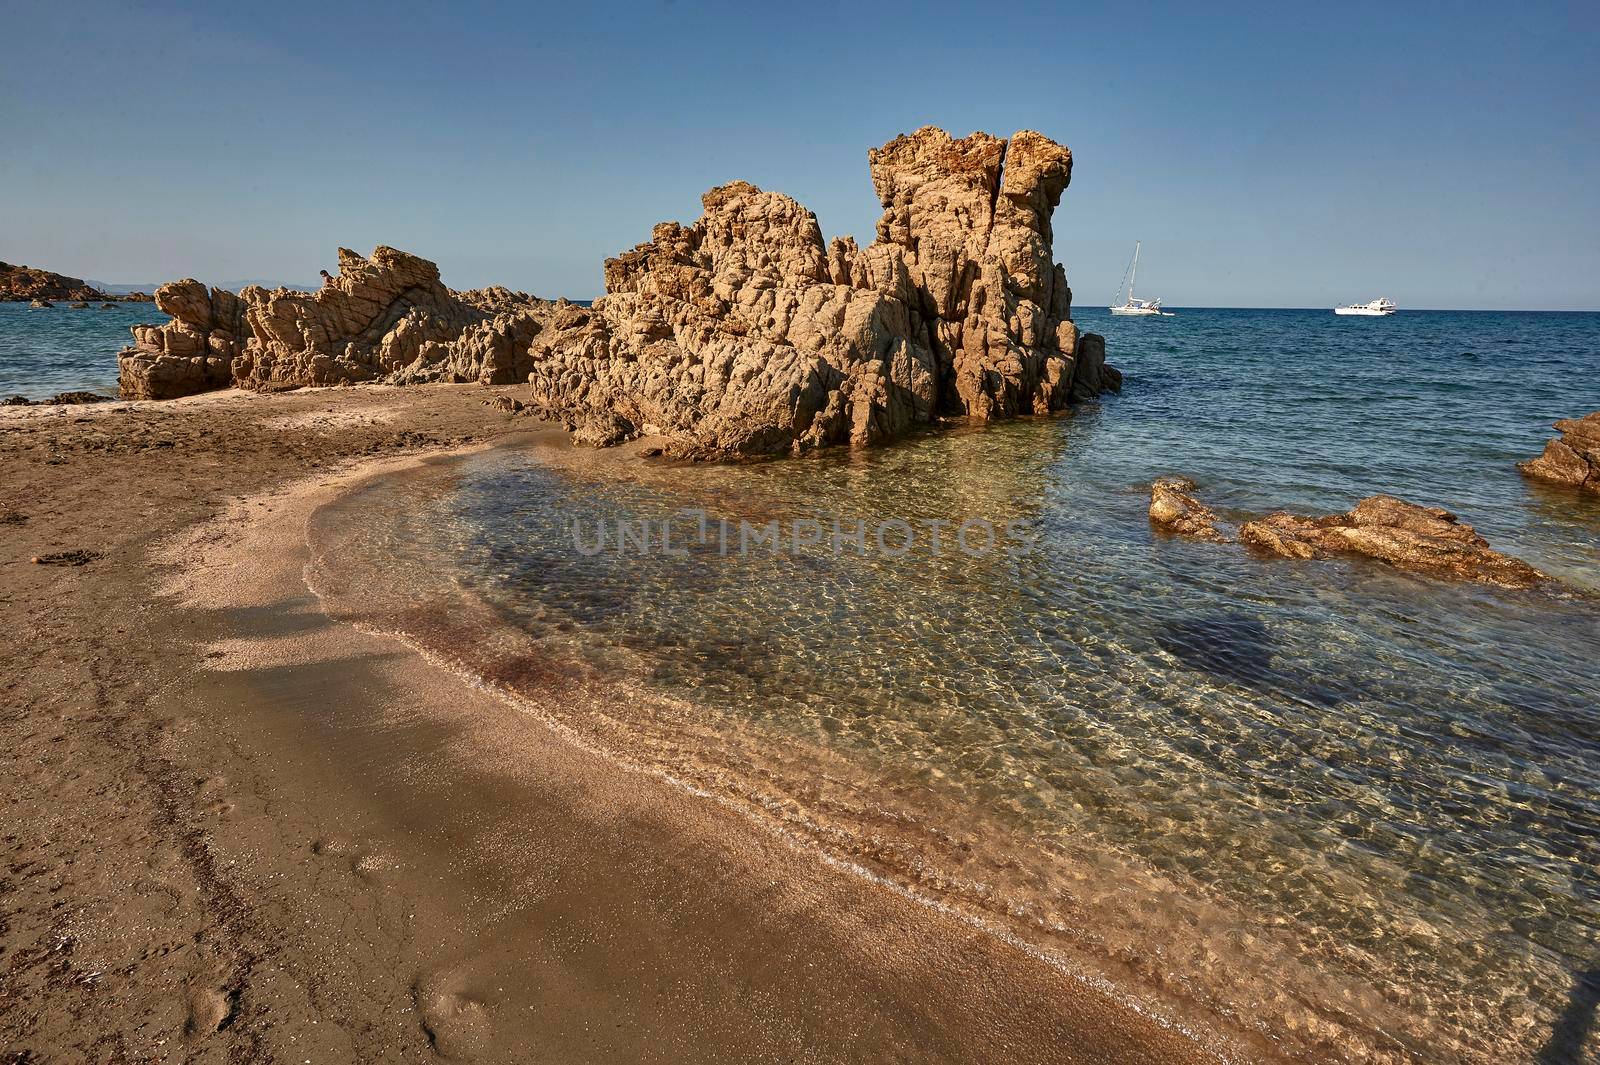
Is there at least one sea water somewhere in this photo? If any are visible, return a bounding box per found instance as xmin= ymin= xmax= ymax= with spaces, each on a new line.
xmin=268 ymin=309 xmax=1600 ymax=1061
xmin=0 ymin=301 xmax=163 ymax=399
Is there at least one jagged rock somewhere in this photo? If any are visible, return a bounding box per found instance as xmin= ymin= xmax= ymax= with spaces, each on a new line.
xmin=118 ymin=247 xmax=552 ymax=400
xmin=0 ymin=261 xmax=107 ymax=302
xmin=527 ymin=126 xmax=1116 ymax=456
xmin=1238 ymin=495 xmax=1544 ymax=589
xmin=69 ymin=301 xmax=89 ymax=309
xmin=1149 ymin=477 xmax=1229 ymax=542
xmin=1519 ymin=412 xmax=1600 ymax=494
xmin=114 ymin=126 xmax=1118 ymax=458
xmin=29 ymin=299 xmax=52 ymax=308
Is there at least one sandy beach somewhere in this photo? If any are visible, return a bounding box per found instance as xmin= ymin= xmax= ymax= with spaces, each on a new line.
xmin=0 ymin=384 xmax=1233 ymax=1063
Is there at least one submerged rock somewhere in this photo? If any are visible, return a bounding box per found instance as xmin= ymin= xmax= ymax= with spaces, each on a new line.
xmin=117 ymin=126 xmax=1116 ymax=456
xmin=1148 ymin=477 xmax=1229 ymax=542
xmin=1519 ymin=412 xmax=1600 ymax=494
xmin=1151 ymin=481 xmax=1544 ymax=589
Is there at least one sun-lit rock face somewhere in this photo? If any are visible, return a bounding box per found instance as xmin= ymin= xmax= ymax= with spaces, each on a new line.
xmin=1519 ymin=412 xmax=1600 ymax=494
xmin=528 ymin=126 xmax=1116 ymax=456
xmin=117 ymin=247 xmax=552 ymax=401
xmin=118 ymin=127 xmax=1118 ymax=457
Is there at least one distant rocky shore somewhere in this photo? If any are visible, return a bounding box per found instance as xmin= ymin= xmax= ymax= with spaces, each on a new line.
xmin=117 ymin=126 xmax=1117 ymax=457
xmin=1 ymin=262 xmax=151 ymax=303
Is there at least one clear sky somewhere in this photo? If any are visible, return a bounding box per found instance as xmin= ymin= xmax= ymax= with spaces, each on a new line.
xmin=3 ymin=0 xmax=1597 ymax=308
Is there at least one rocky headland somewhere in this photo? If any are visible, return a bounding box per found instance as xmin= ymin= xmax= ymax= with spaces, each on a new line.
xmin=117 ymin=127 xmax=1116 ymax=456
xmin=1519 ymin=412 xmax=1600 ymax=494
xmin=1149 ymin=481 xmax=1545 ymax=589
xmin=1 ymin=262 xmax=152 ymax=303
xmin=1 ymin=262 xmax=106 ymax=303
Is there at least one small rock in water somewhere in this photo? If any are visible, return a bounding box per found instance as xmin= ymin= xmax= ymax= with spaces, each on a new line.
xmin=1149 ymin=477 xmax=1230 ymax=542
xmin=1151 ymin=480 xmax=1545 ymax=589
xmin=1519 ymin=411 xmax=1600 ymax=495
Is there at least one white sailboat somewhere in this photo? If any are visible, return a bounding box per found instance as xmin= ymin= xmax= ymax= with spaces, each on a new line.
xmin=1110 ymin=241 xmax=1171 ymax=316
xmin=1333 ymin=297 xmax=1397 ymax=316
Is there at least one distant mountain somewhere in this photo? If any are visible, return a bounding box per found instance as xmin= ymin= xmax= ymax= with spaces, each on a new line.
xmin=88 ymin=280 xmax=161 ymax=296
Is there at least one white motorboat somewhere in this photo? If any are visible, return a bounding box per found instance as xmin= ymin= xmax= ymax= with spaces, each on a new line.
xmin=1334 ymin=298 xmax=1397 ymax=316
xmin=1110 ymin=242 xmax=1171 ymax=316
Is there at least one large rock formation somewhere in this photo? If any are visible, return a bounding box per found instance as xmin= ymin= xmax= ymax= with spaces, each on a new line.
xmin=118 ymin=247 xmax=551 ymax=400
xmin=1150 ymin=482 xmax=1545 ymax=589
xmin=1 ymin=262 xmax=106 ymax=303
xmin=118 ymin=127 xmax=1117 ymax=456
xmin=526 ymin=127 xmax=1114 ymax=455
xmin=1519 ymin=413 xmax=1600 ymax=494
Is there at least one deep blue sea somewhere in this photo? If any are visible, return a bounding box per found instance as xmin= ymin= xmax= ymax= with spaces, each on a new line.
xmin=8 ymin=302 xmax=1600 ymax=1061
xmin=0 ymin=301 xmax=163 ymax=399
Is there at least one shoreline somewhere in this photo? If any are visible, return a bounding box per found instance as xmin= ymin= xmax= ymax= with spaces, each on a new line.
xmin=0 ymin=384 xmax=1228 ymax=1062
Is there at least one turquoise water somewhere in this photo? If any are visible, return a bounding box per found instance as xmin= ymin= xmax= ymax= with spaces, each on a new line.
xmin=0 ymin=301 xmax=164 ymax=399
xmin=309 ymin=309 xmax=1600 ymax=1061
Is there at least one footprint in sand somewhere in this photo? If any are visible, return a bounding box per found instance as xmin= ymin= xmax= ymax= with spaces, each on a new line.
xmin=412 ymin=968 xmax=495 ymax=1059
xmin=184 ymin=984 xmax=238 ymax=1038
xmin=310 ymin=835 xmax=399 ymax=883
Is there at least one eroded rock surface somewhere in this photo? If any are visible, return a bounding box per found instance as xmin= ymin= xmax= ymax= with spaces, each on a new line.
xmin=1151 ymin=481 xmax=1544 ymax=589
xmin=118 ymin=247 xmax=552 ymax=400
xmin=119 ymin=127 xmax=1116 ymax=456
xmin=528 ymin=127 xmax=1115 ymax=455
xmin=1519 ymin=413 xmax=1600 ymax=494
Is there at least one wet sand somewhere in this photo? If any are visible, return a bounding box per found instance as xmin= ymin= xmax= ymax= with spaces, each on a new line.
xmin=0 ymin=384 xmax=1237 ymax=1062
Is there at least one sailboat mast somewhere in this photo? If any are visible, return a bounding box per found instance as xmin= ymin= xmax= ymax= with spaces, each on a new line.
xmin=1129 ymin=241 xmax=1140 ymax=301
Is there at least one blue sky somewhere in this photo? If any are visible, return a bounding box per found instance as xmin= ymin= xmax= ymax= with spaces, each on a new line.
xmin=2 ymin=0 xmax=1596 ymax=308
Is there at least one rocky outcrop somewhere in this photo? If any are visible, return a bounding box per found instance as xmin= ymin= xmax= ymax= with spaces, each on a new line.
xmin=1151 ymin=482 xmax=1544 ymax=589
xmin=118 ymin=247 xmax=553 ymax=400
xmin=526 ymin=127 xmax=1115 ymax=456
xmin=118 ymin=126 xmax=1116 ymax=457
xmin=0 ymin=262 xmax=106 ymax=303
xmin=1519 ymin=413 xmax=1600 ymax=494
xmin=1240 ymin=496 xmax=1544 ymax=588
xmin=1148 ymin=477 xmax=1228 ymax=541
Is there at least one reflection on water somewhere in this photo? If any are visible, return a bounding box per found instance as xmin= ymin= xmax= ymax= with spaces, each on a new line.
xmin=312 ymin=309 xmax=1600 ymax=1063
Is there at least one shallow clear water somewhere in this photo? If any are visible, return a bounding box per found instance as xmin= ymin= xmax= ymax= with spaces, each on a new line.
xmin=0 ymin=301 xmax=163 ymax=399
xmin=316 ymin=308 xmax=1600 ymax=1063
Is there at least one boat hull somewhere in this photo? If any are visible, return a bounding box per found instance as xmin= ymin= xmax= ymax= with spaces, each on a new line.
xmin=1333 ymin=307 xmax=1395 ymax=316
xmin=1110 ymin=306 xmax=1163 ymax=316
